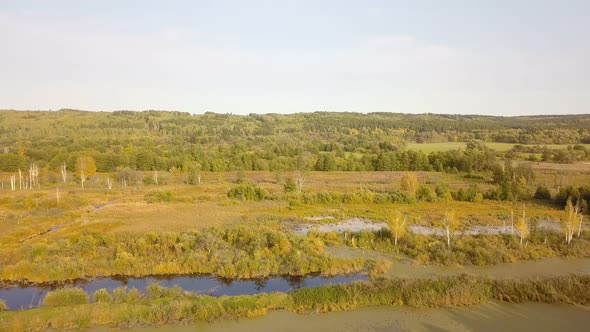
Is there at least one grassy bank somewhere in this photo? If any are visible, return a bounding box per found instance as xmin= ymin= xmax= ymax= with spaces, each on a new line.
xmin=2 ymin=226 xmax=589 ymax=283
xmin=1 ymin=275 xmax=589 ymax=331
xmin=317 ymin=229 xmax=590 ymax=266
xmin=0 ymin=228 xmax=365 ymax=283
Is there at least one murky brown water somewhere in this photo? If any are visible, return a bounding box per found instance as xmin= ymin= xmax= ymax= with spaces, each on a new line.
xmin=111 ymin=302 xmax=590 ymax=332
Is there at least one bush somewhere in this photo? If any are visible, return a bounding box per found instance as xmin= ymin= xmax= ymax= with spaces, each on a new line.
xmin=92 ymin=288 xmax=112 ymax=303
xmin=0 ymin=299 xmax=7 ymax=311
xmin=228 ymin=182 xmax=268 ymax=201
xmin=416 ymin=186 xmax=437 ymax=202
xmin=533 ymin=186 xmax=552 ymax=200
xmin=43 ymin=288 xmax=89 ymax=307
xmin=283 ymin=178 xmax=296 ymax=193
xmin=472 ymin=193 xmax=484 ymax=203
xmin=144 ymin=190 xmax=176 ymax=203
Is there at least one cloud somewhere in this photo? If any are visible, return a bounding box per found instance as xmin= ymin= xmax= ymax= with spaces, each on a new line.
xmin=0 ymin=10 xmax=588 ymax=114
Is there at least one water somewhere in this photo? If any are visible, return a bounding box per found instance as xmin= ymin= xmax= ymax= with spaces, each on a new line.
xmin=289 ymin=217 xmax=583 ymax=236
xmin=290 ymin=218 xmax=388 ymax=235
xmin=0 ymin=274 xmax=367 ymax=311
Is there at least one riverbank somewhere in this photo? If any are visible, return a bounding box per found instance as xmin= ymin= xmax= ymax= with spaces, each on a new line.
xmin=1 ymin=275 xmax=589 ymax=331
xmin=116 ymin=302 xmax=590 ymax=332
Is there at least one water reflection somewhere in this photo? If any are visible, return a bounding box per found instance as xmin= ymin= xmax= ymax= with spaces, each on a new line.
xmin=0 ymin=273 xmax=367 ymax=311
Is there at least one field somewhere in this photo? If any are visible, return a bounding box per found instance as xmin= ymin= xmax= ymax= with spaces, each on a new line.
xmin=407 ymin=142 xmax=590 ymax=153
xmin=3 ymin=164 xmax=588 ymax=243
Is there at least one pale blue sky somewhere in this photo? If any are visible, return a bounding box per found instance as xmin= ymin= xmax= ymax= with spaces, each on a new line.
xmin=1 ymin=0 xmax=589 ymax=115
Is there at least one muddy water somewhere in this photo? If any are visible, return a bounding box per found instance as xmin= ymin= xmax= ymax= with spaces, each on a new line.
xmin=327 ymin=246 xmax=590 ymax=279
xmin=289 ymin=217 xmax=587 ymax=236
xmin=110 ymin=302 xmax=590 ymax=332
xmin=290 ymin=218 xmax=388 ymax=235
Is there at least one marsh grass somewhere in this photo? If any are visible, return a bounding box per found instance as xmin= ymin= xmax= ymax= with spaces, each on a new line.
xmin=43 ymin=288 xmax=89 ymax=307
xmin=2 ymin=275 xmax=589 ymax=331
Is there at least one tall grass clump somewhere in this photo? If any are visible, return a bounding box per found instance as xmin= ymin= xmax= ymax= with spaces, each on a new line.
xmin=0 ymin=299 xmax=7 ymax=311
xmin=43 ymin=288 xmax=89 ymax=307
xmin=92 ymin=288 xmax=112 ymax=303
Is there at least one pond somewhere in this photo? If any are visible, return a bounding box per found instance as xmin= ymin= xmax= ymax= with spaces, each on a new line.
xmin=0 ymin=273 xmax=368 ymax=311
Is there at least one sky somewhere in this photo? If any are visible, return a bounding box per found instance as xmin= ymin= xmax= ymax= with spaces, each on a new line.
xmin=0 ymin=0 xmax=589 ymax=115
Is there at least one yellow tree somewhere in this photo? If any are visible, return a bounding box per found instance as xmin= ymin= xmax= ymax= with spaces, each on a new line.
xmin=76 ymin=156 xmax=96 ymax=189
xmin=387 ymin=210 xmax=408 ymax=247
xmin=400 ymin=172 xmax=419 ymax=197
xmin=515 ymin=204 xmax=529 ymax=245
xmin=562 ymin=199 xmax=581 ymax=245
xmin=437 ymin=210 xmax=459 ymax=248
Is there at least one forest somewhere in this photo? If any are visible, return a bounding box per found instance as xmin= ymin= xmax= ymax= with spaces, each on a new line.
xmin=1 ymin=110 xmax=589 ymax=174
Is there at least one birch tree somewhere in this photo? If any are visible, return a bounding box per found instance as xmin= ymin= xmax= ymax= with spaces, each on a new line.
xmin=515 ymin=205 xmax=529 ymax=245
xmin=76 ymin=156 xmax=97 ymax=189
xmin=151 ymin=171 xmax=158 ymax=185
xmin=437 ymin=210 xmax=459 ymax=248
xmin=562 ymin=199 xmax=581 ymax=245
xmin=295 ymin=171 xmax=305 ymax=193
xmin=61 ymin=162 xmax=67 ymax=184
xmin=387 ymin=210 xmax=408 ymax=247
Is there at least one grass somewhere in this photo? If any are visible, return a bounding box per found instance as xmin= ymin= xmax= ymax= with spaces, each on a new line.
xmin=43 ymin=288 xmax=89 ymax=307
xmin=407 ymin=142 xmax=590 ymax=153
xmin=0 ymin=169 xmax=585 ymax=283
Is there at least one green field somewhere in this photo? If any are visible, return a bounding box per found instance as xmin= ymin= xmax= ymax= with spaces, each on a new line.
xmin=407 ymin=142 xmax=590 ymax=153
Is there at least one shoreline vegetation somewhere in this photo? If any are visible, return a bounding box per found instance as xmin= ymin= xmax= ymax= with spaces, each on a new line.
xmin=1 ymin=275 xmax=589 ymax=331
xmin=1 ymin=227 xmax=588 ymax=284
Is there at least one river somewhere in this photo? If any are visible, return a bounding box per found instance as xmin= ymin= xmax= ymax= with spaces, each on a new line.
xmin=0 ymin=274 xmax=367 ymax=310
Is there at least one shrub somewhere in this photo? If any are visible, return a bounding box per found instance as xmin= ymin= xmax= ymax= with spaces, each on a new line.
xmin=534 ymin=186 xmax=552 ymax=200
xmin=92 ymin=288 xmax=112 ymax=303
xmin=144 ymin=190 xmax=176 ymax=203
xmin=0 ymin=299 xmax=7 ymax=311
xmin=416 ymin=186 xmax=437 ymax=202
xmin=227 ymin=182 xmax=268 ymax=201
xmin=283 ymin=178 xmax=296 ymax=193
xmin=472 ymin=193 xmax=484 ymax=203
xmin=43 ymin=288 xmax=89 ymax=307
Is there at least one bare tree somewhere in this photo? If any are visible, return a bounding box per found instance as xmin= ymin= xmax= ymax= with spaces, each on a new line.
xmin=510 ymin=209 xmax=515 ymax=234
xmin=515 ymin=204 xmax=529 ymax=245
xmin=10 ymin=174 xmax=16 ymax=191
xmin=295 ymin=171 xmax=305 ymax=193
xmin=562 ymin=199 xmax=581 ymax=245
xmin=56 ymin=187 xmax=60 ymax=206
xmin=61 ymin=162 xmax=67 ymax=184
xmin=28 ymin=163 xmax=39 ymax=189
xmin=107 ymin=176 xmax=113 ymax=190
xmin=18 ymin=169 xmax=22 ymax=190
xmin=153 ymin=171 xmax=159 ymax=185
